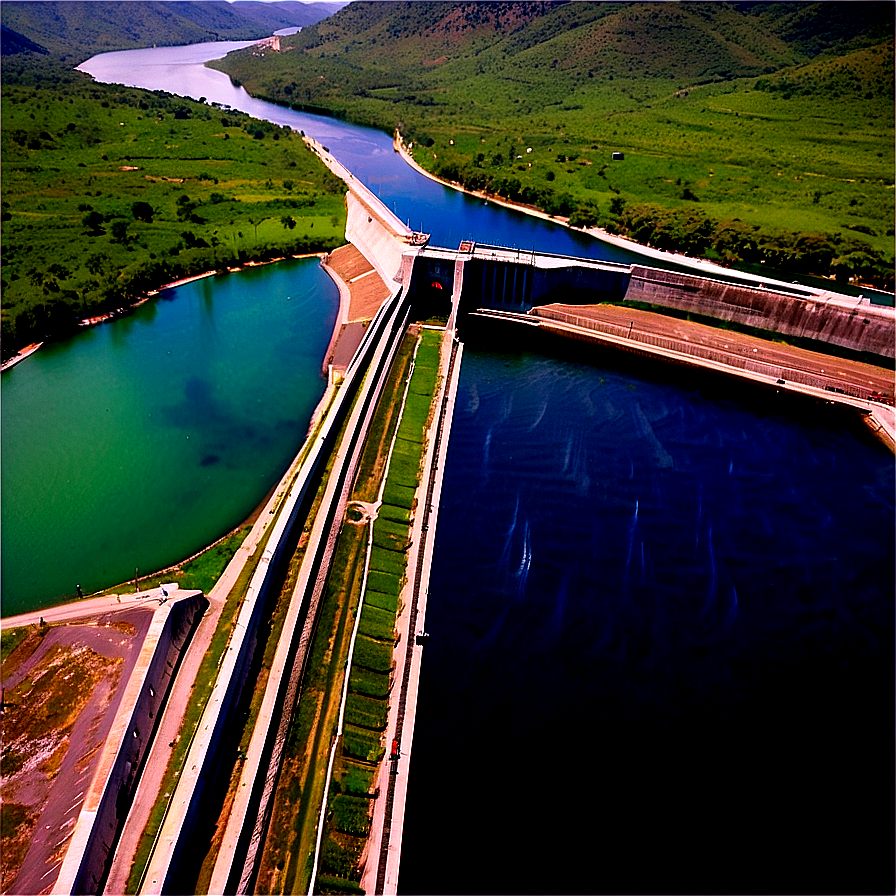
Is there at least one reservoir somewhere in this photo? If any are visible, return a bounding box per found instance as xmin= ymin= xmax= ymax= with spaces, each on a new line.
xmin=400 ymin=332 xmax=894 ymax=895
xmin=5 ymin=38 xmax=894 ymax=894
xmin=1 ymin=259 xmax=337 ymax=615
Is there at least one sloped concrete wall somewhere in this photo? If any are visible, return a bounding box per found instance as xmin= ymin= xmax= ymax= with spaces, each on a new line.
xmin=344 ymin=192 xmax=408 ymax=286
xmin=57 ymin=591 xmax=207 ymax=896
xmin=625 ymin=265 xmax=895 ymax=359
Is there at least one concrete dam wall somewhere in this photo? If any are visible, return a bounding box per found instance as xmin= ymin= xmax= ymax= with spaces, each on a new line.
xmin=344 ymin=191 xmax=411 ymax=287
xmin=624 ymin=265 xmax=895 ymax=360
xmin=407 ymin=244 xmax=894 ymax=362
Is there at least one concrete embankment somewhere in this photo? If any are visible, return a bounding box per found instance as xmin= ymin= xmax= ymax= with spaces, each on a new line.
xmin=625 ymin=265 xmax=895 ymax=361
xmin=48 ymin=588 xmax=206 ymax=896
xmin=137 ymin=180 xmax=419 ymax=894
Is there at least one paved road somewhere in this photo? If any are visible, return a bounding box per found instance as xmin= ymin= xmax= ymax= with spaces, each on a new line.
xmin=102 ymin=466 xmax=304 ymax=895
xmin=3 ymin=592 xmax=165 ymax=630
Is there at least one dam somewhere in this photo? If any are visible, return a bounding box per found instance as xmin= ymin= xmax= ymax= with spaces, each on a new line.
xmin=401 ymin=241 xmax=896 ymax=363
xmin=8 ymin=173 xmax=893 ymax=896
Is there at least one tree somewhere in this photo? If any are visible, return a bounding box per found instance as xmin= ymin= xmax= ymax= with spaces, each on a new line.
xmin=281 ymin=215 xmax=297 ymax=230
xmin=132 ymin=201 xmax=154 ymax=222
xmin=110 ymin=220 xmax=130 ymax=244
xmin=82 ymin=210 xmax=105 ymax=234
xmin=86 ymin=252 xmax=109 ymax=275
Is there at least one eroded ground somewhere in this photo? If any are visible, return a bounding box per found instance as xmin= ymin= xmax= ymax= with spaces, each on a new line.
xmin=1 ymin=609 xmax=152 ymax=894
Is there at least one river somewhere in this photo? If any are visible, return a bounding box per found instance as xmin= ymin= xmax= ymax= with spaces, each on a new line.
xmin=6 ymin=38 xmax=895 ymax=895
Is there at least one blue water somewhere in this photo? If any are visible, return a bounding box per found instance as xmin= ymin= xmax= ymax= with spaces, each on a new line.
xmin=80 ymin=43 xmax=631 ymax=263
xmin=399 ymin=337 xmax=895 ymax=895
xmin=1 ymin=259 xmax=337 ymax=614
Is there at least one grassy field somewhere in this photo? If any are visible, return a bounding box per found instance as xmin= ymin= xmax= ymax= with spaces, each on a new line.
xmin=1 ymin=71 xmax=347 ymax=359
xmin=315 ymin=326 xmax=442 ymax=895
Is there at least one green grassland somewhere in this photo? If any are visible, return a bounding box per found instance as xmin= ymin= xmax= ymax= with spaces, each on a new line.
xmin=316 ymin=326 xmax=442 ymax=895
xmin=211 ymin=1 xmax=894 ymax=286
xmin=1 ymin=71 xmax=347 ymax=359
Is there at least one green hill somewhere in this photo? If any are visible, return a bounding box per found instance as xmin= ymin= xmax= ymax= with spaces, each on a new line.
xmin=0 ymin=77 xmax=348 ymax=358
xmin=210 ymin=0 xmax=894 ymax=287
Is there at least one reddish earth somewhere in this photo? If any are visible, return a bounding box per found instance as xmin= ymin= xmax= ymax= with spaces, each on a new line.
xmin=1 ymin=608 xmax=153 ymax=895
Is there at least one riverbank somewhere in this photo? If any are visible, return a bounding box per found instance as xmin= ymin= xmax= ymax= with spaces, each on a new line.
xmin=0 ymin=342 xmax=44 ymax=373
xmin=392 ymin=133 xmax=889 ymax=301
xmin=1 ymin=253 xmax=331 ymax=374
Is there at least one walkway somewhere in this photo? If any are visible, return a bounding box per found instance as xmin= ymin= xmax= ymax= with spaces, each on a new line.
xmin=474 ymin=303 xmax=895 ymax=449
xmin=538 ymin=303 xmax=895 ymax=399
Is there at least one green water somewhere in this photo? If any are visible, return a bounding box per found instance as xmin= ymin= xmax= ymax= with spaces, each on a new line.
xmin=1 ymin=258 xmax=338 ymax=616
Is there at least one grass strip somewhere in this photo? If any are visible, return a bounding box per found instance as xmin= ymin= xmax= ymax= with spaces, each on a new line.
xmin=313 ymin=326 xmax=445 ymax=892
xmin=358 ymin=603 xmax=397 ymax=642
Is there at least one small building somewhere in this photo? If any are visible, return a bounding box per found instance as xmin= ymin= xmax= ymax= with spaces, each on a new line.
xmin=612 ymin=151 xmax=625 ymax=161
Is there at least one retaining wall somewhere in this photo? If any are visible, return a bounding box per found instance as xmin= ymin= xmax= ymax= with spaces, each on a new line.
xmin=53 ymin=590 xmax=207 ymax=896
xmin=344 ymin=192 xmax=408 ymax=286
xmin=624 ymin=265 xmax=895 ymax=360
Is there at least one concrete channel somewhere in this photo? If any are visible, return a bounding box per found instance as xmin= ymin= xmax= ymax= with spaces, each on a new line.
xmin=123 ymin=157 xmax=426 ymax=892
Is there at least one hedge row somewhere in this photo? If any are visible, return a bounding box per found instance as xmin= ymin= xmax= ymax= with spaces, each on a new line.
xmin=342 ymin=724 xmax=385 ymax=763
xmin=348 ymin=666 xmax=392 ymax=700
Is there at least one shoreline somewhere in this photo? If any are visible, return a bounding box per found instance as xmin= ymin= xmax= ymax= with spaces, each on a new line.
xmin=1 ymin=252 xmax=329 ymax=374
xmin=2 ymin=251 xmax=348 ymax=619
xmin=1 ymin=341 xmax=44 ymax=372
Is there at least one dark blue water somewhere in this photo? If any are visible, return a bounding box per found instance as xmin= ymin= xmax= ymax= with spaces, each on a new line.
xmin=400 ymin=332 xmax=895 ymax=895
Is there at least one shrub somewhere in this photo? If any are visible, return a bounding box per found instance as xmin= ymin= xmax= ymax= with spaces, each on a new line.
xmin=342 ymin=725 xmax=384 ymax=762
xmin=358 ymin=603 xmax=396 ymax=642
xmin=366 ymin=569 xmax=402 ymax=596
xmin=331 ymin=794 xmax=372 ymax=836
xmin=337 ymin=761 xmax=376 ymax=795
xmin=372 ymin=518 xmax=409 ymax=552
xmin=345 ymin=693 xmax=388 ymax=731
xmin=363 ymin=588 xmax=399 ymax=614
xmin=351 ymin=635 xmax=393 ymax=673
xmin=368 ymin=546 xmax=406 ymax=578
xmin=382 ymin=481 xmax=415 ymax=509
xmin=348 ymin=666 xmax=392 ymax=699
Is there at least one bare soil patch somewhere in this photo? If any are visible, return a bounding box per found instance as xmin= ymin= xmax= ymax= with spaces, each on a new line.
xmin=0 ymin=610 xmax=151 ymax=892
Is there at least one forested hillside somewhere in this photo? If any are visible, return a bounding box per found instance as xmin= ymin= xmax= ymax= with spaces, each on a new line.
xmin=0 ymin=1 xmax=354 ymax=360
xmin=1 ymin=1 xmax=346 ymax=63
xmin=212 ymin=0 xmax=894 ymax=288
